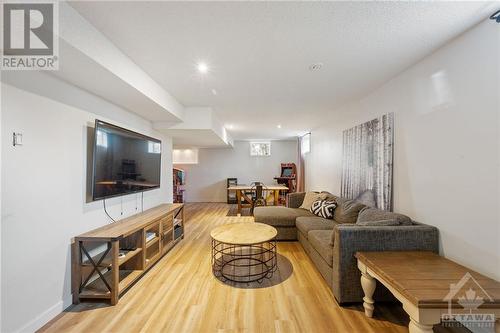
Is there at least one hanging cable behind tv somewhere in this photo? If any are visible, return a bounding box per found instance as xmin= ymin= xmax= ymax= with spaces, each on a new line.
xmin=103 ymin=191 xmax=145 ymax=223
xmin=103 ymin=197 xmax=116 ymax=223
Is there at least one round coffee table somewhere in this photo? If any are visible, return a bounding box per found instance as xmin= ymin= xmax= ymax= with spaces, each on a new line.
xmin=210 ymin=223 xmax=278 ymax=283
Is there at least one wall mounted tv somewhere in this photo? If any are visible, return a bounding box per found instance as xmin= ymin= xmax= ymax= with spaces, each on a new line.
xmin=92 ymin=120 xmax=161 ymax=201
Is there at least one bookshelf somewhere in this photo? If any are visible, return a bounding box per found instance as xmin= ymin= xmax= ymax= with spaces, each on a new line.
xmin=173 ymin=168 xmax=185 ymax=203
xmin=72 ymin=203 xmax=185 ymax=305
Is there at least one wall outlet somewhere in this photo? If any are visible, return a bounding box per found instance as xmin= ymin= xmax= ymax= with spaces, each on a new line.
xmin=13 ymin=132 xmax=23 ymax=146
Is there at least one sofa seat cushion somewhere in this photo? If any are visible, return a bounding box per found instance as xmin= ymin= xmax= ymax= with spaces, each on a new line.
xmin=357 ymin=207 xmax=413 ymax=225
xmin=254 ymin=206 xmax=314 ymax=227
xmin=296 ymin=216 xmax=337 ymax=238
xmin=308 ymin=230 xmax=334 ymax=267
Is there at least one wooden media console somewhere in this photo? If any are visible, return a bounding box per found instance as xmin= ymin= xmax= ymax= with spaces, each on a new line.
xmin=72 ymin=203 xmax=184 ymax=305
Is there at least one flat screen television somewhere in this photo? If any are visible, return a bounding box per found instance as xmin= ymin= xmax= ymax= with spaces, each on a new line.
xmin=92 ymin=119 xmax=161 ymax=201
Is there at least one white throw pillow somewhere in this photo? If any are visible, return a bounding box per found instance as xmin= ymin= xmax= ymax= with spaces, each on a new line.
xmin=299 ymin=192 xmax=327 ymax=210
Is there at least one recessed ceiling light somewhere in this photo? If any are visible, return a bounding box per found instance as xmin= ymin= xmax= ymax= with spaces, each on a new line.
xmin=197 ymin=62 xmax=209 ymax=74
xmin=309 ymin=62 xmax=323 ymax=71
xmin=227 ymin=124 xmax=234 ymax=129
xmin=211 ymin=88 xmax=217 ymax=95
xmin=277 ymin=124 xmax=282 ymax=129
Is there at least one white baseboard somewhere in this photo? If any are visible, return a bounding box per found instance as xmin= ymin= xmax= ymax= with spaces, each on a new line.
xmin=16 ymin=296 xmax=72 ymax=333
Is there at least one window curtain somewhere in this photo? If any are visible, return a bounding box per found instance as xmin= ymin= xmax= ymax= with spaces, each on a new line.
xmin=296 ymin=136 xmax=305 ymax=193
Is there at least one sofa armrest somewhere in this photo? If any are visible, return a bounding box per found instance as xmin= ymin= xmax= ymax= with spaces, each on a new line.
xmin=333 ymin=224 xmax=439 ymax=253
xmin=331 ymin=223 xmax=439 ymax=303
xmin=287 ymin=192 xmax=306 ymax=208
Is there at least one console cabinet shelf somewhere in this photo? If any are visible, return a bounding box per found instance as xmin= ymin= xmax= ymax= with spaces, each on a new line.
xmin=72 ymin=203 xmax=184 ymax=305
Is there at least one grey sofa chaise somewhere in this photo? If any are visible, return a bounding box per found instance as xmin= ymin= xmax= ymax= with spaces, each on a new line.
xmin=254 ymin=192 xmax=439 ymax=304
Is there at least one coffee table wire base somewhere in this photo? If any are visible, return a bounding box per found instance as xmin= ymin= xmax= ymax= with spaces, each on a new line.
xmin=211 ymin=239 xmax=277 ymax=283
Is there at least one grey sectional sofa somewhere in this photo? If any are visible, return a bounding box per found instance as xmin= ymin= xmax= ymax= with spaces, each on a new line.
xmin=254 ymin=192 xmax=439 ymax=304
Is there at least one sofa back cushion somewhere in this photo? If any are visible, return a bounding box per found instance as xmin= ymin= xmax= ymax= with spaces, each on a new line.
xmin=320 ymin=191 xmax=338 ymax=201
xmin=333 ymin=198 xmax=366 ymax=224
xmin=357 ymin=207 xmax=413 ymax=225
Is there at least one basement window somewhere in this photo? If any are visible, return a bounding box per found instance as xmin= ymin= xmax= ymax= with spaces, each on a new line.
xmin=301 ymin=133 xmax=311 ymax=154
xmin=250 ymin=142 xmax=271 ymax=156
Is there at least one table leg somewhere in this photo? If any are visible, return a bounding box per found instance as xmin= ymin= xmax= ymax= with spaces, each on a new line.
xmin=236 ymin=190 xmax=242 ymax=216
xmin=72 ymin=241 xmax=81 ymax=304
xmin=361 ymin=271 xmax=376 ymax=317
xmin=408 ymin=318 xmax=434 ymax=333
xmin=110 ymin=240 xmax=119 ymax=305
xmin=273 ymin=190 xmax=279 ymax=206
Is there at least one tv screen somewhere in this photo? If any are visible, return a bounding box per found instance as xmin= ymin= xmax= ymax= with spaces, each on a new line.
xmin=92 ymin=120 xmax=161 ymax=201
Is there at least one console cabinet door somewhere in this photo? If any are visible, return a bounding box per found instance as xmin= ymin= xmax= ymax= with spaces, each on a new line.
xmin=161 ymin=214 xmax=174 ymax=255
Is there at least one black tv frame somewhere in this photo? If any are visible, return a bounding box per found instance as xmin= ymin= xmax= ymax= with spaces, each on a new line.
xmin=92 ymin=119 xmax=162 ymax=201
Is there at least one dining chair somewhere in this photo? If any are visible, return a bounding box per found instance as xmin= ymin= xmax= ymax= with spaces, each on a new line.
xmin=250 ymin=182 xmax=267 ymax=214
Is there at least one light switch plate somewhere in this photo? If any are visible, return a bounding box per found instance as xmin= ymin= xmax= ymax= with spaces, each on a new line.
xmin=13 ymin=132 xmax=23 ymax=146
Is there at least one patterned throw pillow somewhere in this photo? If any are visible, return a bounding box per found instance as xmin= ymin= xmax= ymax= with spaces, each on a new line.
xmin=310 ymin=200 xmax=337 ymax=219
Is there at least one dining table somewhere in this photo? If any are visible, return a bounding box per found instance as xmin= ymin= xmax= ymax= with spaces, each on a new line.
xmin=227 ymin=184 xmax=289 ymax=215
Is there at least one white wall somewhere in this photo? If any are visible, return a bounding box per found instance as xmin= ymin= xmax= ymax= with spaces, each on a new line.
xmin=173 ymin=148 xmax=199 ymax=164
xmin=176 ymin=140 xmax=297 ymax=202
xmin=57 ymin=2 xmax=185 ymax=121
xmin=305 ymin=19 xmax=500 ymax=280
xmin=155 ymin=107 xmax=234 ymax=148
xmin=1 ymin=73 xmax=173 ymax=333
xmin=0 ymin=71 xmax=3 ymax=331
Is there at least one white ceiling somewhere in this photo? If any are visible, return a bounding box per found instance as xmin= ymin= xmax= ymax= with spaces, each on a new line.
xmin=70 ymin=1 xmax=495 ymax=140
xmin=52 ymin=40 xmax=183 ymax=122
xmin=161 ymin=129 xmax=231 ymax=149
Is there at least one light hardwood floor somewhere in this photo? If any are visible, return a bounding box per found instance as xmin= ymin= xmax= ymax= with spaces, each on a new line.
xmin=40 ymin=203 xmax=448 ymax=333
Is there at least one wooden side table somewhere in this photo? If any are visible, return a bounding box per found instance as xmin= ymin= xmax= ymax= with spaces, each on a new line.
xmin=355 ymin=251 xmax=500 ymax=333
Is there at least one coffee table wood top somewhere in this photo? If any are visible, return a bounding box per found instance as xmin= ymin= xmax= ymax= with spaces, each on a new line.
xmin=356 ymin=251 xmax=500 ymax=309
xmin=210 ymin=223 xmax=277 ymax=245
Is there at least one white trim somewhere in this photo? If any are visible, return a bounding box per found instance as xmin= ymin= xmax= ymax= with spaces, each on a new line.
xmin=16 ymin=295 xmax=72 ymax=333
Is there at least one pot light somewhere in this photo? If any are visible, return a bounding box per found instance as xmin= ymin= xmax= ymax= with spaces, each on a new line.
xmin=197 ymin=62 xmax=209 ymax=74
xmin=277 ymin=124 xmax=282 ymax=129
xmin=227 ymin=124 xmax=234 ymax=129
xmin=309 ymin=62 xmax=323 ymax=71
